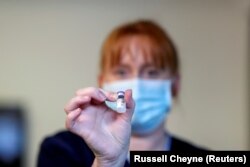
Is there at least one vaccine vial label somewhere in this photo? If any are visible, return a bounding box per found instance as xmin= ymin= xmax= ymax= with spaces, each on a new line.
xmin=116 ymin=99 xmax=126 ymax=113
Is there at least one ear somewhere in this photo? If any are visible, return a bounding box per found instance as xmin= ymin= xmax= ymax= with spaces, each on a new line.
xmin=171 ymin=74 xmax=180 ymax=98
xmin=98 ymin=74 xmax=104 ymax=88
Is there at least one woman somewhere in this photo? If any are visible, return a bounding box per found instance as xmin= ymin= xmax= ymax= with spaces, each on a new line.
xmin=38 ymin=20 xmax=204 ymax=167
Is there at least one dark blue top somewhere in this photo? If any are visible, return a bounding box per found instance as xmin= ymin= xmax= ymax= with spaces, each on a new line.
xmin=37 ymin=131 xmax=205 ymax=167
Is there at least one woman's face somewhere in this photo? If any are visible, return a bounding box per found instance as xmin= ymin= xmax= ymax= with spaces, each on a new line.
xmin=99 ymin=35 xmax=172 ymax=85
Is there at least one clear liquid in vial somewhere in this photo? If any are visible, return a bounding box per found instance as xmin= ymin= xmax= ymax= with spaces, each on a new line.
xmin=116 ymin=91 xmax=126 ymax=113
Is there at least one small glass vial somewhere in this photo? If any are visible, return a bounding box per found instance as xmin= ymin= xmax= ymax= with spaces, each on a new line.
xmin=116 ymin=91 xmax=126 ymax=113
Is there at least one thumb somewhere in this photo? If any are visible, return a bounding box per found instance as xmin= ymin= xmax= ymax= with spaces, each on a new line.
xmin=124 ymin=89 xmax=135 ymax=120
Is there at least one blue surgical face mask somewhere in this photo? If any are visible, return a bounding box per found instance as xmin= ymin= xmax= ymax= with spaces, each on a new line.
xmin=103 ymin=78 xmax=172 ymax=135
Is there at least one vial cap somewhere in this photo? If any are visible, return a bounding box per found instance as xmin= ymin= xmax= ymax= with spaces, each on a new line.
xmin=117 ymin=91 xmax=125 ymax=98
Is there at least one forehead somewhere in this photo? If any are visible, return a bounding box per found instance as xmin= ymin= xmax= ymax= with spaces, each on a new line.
xmin=102 ymin=33 xmax=170 ymax=73
xmin=118 ymin=35 xmax=154 ymax=66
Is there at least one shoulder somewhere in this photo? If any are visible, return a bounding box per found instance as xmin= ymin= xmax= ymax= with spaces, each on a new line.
xmin=38 ymin=130 xmax=94 ymax=167
xmin=170 ymin=136 xmax=208 ymax=151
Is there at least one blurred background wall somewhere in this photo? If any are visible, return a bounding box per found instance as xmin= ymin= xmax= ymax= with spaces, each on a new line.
xmin=0 ymin=0 xmax=249 ymax=166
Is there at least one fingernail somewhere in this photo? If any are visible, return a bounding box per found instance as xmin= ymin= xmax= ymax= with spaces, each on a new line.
xmin=110 ymin=92 xmax=117 ymax=100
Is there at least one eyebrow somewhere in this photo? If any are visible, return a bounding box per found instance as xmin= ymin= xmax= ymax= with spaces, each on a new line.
xmin=113 ymin=64 xmax=131 ymax=70
xmin=141 ymin=63 xmax=159 ymax=69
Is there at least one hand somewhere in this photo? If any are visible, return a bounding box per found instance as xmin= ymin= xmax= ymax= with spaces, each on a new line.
xmin=64 ymin=87 xmax=135 ymax=167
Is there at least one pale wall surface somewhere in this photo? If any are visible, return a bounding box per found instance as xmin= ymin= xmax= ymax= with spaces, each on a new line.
xmin=0 ymin=1 xmax=249 ymax=166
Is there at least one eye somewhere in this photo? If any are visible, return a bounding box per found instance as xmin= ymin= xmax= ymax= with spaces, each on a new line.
xmin=148 ymin=69 xmax=159 ymax=76
xmin=143 ymin=67 xmax=161 ymax=79
xmin=113 ymin=67 xmax=129 ymax=78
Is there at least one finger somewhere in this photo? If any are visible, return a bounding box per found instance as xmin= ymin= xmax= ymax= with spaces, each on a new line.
xmin=65 ymin=108 xmax=81 ymax=130
xmin=64 ymin=96 xmax=90 ymax=114
xmin=124 ymin=89 xmax=135 ymax=119
xmin=76 ymin=87 xmax=108 ymax=102
xmin=100 ymin=89 xmax=117 ymax=102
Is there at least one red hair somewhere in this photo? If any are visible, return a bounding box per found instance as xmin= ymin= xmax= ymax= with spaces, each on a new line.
xmin=100 ymin=20 xmax=179 ymax=76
